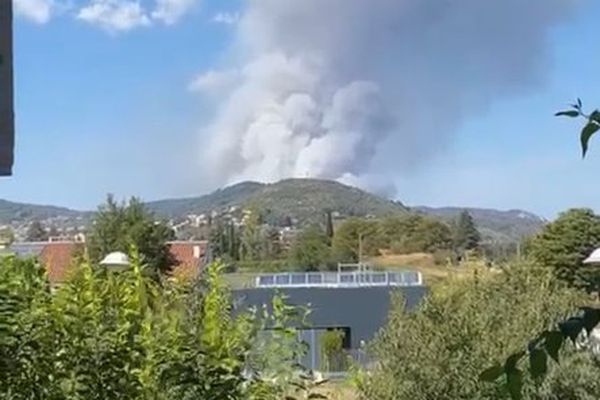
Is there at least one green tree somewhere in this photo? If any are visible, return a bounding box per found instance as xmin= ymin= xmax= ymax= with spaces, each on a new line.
xmin=528 ymin=208 xmax=600 ymax=291
xmin=410 ymin=218 xmax=453 ymax=253
xmin=453 ymin=210 xmax=481 ymax=252
xmin=332 ymin=218 xmax=380 ymax=262
xmin=357 ymin=263 xmax=590 ymax=400
xmin=241 ymin=209 xmax=263 ymax=261
xmin=25 ymin=220 xmax=47 ymax=242
xmin=0 ymin=254 xmax=320 ymax=400
xmin=376 ymin=214 xmax=452 ymax=254
xmin=0 ymin=226 xmax=14 ymax=244
xmin=288 ymin=225 xmax=332 ymax=271
xmin=87 ymin=195 xmax=176 ymax=277
xmin=325 ymin=211 xmax=334 ymax=242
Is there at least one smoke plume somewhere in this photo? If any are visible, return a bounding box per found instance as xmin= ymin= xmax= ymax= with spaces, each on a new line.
xmin=199 ymin=0 xmax=574 ymax=193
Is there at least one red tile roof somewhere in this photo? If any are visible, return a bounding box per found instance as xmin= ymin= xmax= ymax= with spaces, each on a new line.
xmin=17 ymin=240 xmax=207 ymax=284
xmin=168 ymin=241 xmax=207 ymax=280
xmin=39 ymin=242 xmax=83 ymax=284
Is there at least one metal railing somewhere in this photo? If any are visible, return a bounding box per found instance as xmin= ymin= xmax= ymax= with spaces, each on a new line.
xmin=254 ymin=270 xmax=422 ymax=288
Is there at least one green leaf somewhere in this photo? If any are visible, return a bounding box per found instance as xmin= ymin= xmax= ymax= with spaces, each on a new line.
xmin=529 ymin=349 xmax=548 ymax=380
xmin=559 ymin=317 xmax=584 ymax=342
xmin=555 ymin=110 xmax=580 ymax=117
xmin=581 ymin=307 xmax=600 ymax=334
xmin=506 ymin=368 xmax=523 ymax=400
xmin=590 ymin=110 xmax=600 ymax=123
xmin=504 ymin=351 xmax=525 ymax=370
xmin=581 ymin=122 xmax=600 ymax=158
xmin=480 ymin=365 xmax=504 ymax=382
xmin=544 ymin=331 xmax=564 ymax=363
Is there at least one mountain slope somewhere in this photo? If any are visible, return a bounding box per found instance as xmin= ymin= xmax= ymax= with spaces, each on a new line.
xmin=147 ymin=179 xmax=409 ymax=224
xmin=0 ymin=199 xmax=87 ymax=225
xmin=415 ymin=206 xmax=546 ymax=242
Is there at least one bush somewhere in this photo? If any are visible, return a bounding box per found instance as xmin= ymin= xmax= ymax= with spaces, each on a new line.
xmin=0 ymin=253 xmax=317 ymax=400
xmin=356 ymin=263 xmax=593 ymax=400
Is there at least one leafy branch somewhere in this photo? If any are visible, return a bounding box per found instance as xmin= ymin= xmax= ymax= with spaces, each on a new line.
xmin=480 ymin=306 xmax=600 ymax=399
xmin=556 ymin=99 xmax=600 ymax=158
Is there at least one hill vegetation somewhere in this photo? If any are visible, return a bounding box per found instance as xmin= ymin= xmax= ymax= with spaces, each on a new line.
xmin=147 ymin=179 xmax=409 ymax=225
xmin=0 ymin=179 xmax=544 ymax=244
xmin=416 ymin=206 xmax=546 ymax=243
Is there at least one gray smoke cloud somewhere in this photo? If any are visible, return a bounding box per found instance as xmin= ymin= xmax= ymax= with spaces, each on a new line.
xmin=198 ymin=0 xmax=575 ymax=194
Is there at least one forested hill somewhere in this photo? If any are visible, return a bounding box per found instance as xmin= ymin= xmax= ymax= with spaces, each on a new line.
xmin=147 ymin=178 xmax=409 ymax=224
xmin=415 ymin=206 xmax=547 ymax=242
xmin=0 ymin=199 xmax=88 ymax=225
xmin=0 ymin=179 xmax=546 ymax=243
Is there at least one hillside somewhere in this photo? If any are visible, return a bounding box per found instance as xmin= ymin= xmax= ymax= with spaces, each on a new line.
xmin=147 ymin=179 xmax=409 ymax=224
xmin=0 ymin=179 xmax=546 ymax=243
xmin=415 ymin=206 xmax=546 ymax=242
xmin=0 ymin=199 xmax=87 ymax=225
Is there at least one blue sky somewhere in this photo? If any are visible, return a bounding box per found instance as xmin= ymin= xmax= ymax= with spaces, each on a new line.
xmin=3 ymin=0 xmax=600 ymax=219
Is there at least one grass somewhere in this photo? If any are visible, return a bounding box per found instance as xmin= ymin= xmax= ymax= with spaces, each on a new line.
xmin=222 ymin=252 xmax=494 ymax=289
xmin=369 ymin=252 xmax=489 ymax=285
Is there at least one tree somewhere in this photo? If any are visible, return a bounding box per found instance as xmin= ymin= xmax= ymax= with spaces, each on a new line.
xmin=241 ymin=209 xmax=263 ymax=261
xmin=332 ymin=218 xmax=380 ymax=262
xmin=288 ymin=225 xmax=332 ymax=271
xmin=376 ymin=215 xmax=452 ymax=254
xmin=357 ymin=263 xmax=591 ymax=400
xmin=262 ymin=226 xmax=283 ymax=260
xmin=528 ymin=208 xmax=600 ymax=291
xmin=410 ymin=218 xmax=453 ymax=253
xmin=453 ymin=210 xmax=481 ymax=252
xmin=47 ymin=226 xmax=59 ymax=239
xmin=0 ymin=255 xmax=319 ymax=399
xmin=0 ymin=226 xmax=14 ymax=244
xmin=25 ymin=220 xmax=48 ymax=242
xmin=325 ymin=211 xmax=334 ymax=242
xmin=86 ymin=195 xmax=176 ymax=276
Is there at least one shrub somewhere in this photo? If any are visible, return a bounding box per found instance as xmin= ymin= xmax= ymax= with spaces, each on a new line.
xmin=356 ymin=263 xmax=592 ymax=400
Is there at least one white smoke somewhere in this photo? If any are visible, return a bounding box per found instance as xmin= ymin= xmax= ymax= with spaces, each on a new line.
xmin=199 ymin=0 xmax=575 ymax=193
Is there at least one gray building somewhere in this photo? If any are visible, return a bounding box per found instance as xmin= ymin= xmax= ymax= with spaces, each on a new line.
xmin=233 ymin=270 xmax=427 ymax=372
xmin=0 ymin=1 xmax=13 ymax=176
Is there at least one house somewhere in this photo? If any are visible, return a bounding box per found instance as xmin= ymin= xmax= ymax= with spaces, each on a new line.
xmin=232 ymin=268 xmax=427 ymax=374
xmin=168 ymin=240 xmax=208 ymax=280
xmin=3 ymin=240 xmax=208 ymax=284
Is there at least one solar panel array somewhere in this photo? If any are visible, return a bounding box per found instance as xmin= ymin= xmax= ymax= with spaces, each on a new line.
xmin=255 ymin=271 xmax=422 ymax=288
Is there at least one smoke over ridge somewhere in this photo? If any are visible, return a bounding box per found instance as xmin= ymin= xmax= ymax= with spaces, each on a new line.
xmin=198 ymin=0 xmax=574 ymax=194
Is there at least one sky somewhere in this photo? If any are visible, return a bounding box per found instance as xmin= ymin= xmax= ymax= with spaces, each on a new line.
xmin=2 ymin=0 xmax=600 ymax=219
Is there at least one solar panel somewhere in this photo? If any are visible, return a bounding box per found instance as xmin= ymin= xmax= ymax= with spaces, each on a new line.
xmin=0 ymin=2 xmax=13 ymax=176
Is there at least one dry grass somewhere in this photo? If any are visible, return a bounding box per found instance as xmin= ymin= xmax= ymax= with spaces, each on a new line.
xmin=369 ymin=252 xmax=489 ymax=285
xmin=315 ymin=381 xmax=358 ymax=400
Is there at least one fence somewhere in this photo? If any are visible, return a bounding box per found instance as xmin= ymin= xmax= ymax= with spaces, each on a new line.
xmin=255 ymin=270 xmax=422 ymax=288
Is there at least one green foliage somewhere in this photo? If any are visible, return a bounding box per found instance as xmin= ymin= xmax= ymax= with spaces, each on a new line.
xmin=25 ymin=220 xmax=48 ymax=242
xmin=241 ymin=210 xmax=263 ymax=261
xmin=210 ymin=222 xmax=241 ymax=262
xmin=555 ymin=99 xmax=600 ymax=158
xmin=356 ymin=263 xmax=588 ymax=400
xmin=332 ymin=218 xmax=380 ymax=262
xmin=87 ymin=195 xmax=176 ymax=277
xmin=0 ymin=226 xmax=14 ymax=244
xmin=453 ymin=210 xmax=481 ymax=252
xmin=319 ymin=330 xmax=347 ymax=373
xmin=480 ymin=306 xmax=600 ymax=399
xmin=0 ymin=254 xmax=321 ymax=400
xmin=528 ymin=208 xmax=600 ymax=291
xmin=288 ymin=225 xmax=333 ymax=271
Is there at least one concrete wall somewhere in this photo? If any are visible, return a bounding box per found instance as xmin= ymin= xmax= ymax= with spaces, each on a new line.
xmin=0 ymin=2 xmax=13 ymax=176
xmin=233 ymin=286 xmax=427 ymax=349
